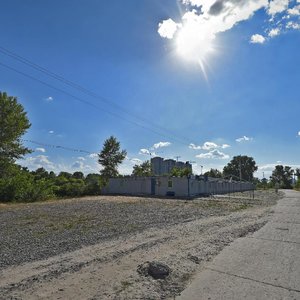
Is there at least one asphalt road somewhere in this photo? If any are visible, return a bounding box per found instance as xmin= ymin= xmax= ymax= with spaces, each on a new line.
xmin=177 ymin=189 xmax=300 ymax=300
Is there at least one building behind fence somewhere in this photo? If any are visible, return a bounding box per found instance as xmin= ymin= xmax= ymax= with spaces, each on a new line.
xmin=102 ymin=176 xmax=254 ymax=197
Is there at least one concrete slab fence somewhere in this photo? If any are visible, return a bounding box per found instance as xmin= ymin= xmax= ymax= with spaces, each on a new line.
xmin=102 ymin=177 xmax=254 ymax=198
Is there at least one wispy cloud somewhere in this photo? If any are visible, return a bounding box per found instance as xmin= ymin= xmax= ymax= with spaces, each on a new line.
xmin=35 ymin=147 xmax=46 ymax=153
xmin=250 ymin=0 xmax=300 ymax=43
xmin=152 ymin=141 xmax=171 ymax=149
xmin=236 ymin=136 xmax=253 ymax=142
xmin=189 ymin=143 xmax=202 ymax=150
xmin=250 ymin=34 xmax=266 ymax=44
xmin=139 ymin=148 xmax=151 ymax=155
xmin=268 ymin=28 xmax=280 ymax=37
xmin=189 ymin=141 xmax=230 ymax=150
xmin=287 ymin=5 xmax=300 ymax=15
xmin=45 ymin=96 xmax=53 ymax=102
xmin=48 ymin=130 xmax=54 ymax=134
xmin=196 ymin=149 xmax=230 ymax=160
xmin=130 ymin=158 xmax=143 ymax=165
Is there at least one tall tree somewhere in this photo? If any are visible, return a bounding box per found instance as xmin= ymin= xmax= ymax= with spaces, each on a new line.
xmin=223 ymin=155 xmax=257 ymax=182
xmin=0 ymin=92 xmax=31 ymax=177
xmin=98 ymin=136 xmax=127 ymax=179
xmin=204 ymin=168 xmax=222 ymax=178
xmin=270 ymin=165 xmax=294 ymax=189
xmin=132 ymin=160 xmax=152 ymax=177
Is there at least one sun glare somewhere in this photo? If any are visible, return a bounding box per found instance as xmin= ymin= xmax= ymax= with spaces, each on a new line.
xmin=175 ymin=23 xmax=216 ymax=77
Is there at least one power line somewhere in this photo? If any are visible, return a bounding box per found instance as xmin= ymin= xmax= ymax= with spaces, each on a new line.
xmin=0 ymin=46 xmax=192 ymax=145
xmin=0 ymin=61 xmax=188 ymax=145
xmin=22 ymin=139 xmax=95 ymax=155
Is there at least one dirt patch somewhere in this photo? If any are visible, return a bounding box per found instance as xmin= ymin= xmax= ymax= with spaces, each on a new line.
xmin=0 ymin=190 xmax=283 ymax=299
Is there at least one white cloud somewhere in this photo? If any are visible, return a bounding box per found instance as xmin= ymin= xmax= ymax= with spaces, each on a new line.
xmin=45 ymin=96 xmax=53 ymax=102
xmin=72 ymin=161 xmax=85 ymax=169
xmin=267 ymin=0 xmax=289 ymax=16
xmin=158 ymin=0 xmax=300 ymax=53
xmin=77 ymin=156 xmax=86 ymax=161
xmin=35 ymin=147 xmax=46 ymax=153
xmin=259 ymin=162 xmax=300 ymax=172
xmin=221 ymin=144 xmax=230 ymax=149
xmin=20 ymin=155 xmax=55 ymax=170
xmin=286 ymin=21 xmax=300 ymax=29
xmin=189 ymin=143 xmax=202 ymax=150
xmin=236 ymin=135 xmax=253 ymax=142
xmin=88 ymin=153 xmax=98 ymax=158
xmin=153 ymin=141 xmax=171 ymax=149
xmin=268 ymin=28 xmax=280 ymax=37
xmin=189 ymin=141 xmax=230 ymax=150
xmin=158 ymin=0 xmax=269 ymax=61
xmin=130 ymin=158 xmax=143 ymax=165
xmin=298 ymin=131 xmax=300 ymax=136
xmin=196 ymin=149 xmax=230 ymax=160
xmin=19 ymin=154 xmax=100 ymax=174
xmin=139 ymin=148 xmax=151 ymax=155
xmin=158 ymin=19 xmax=181 ymax=39
xmin=287 ymin=5 xmax=300 ymax=15
xmin=202 ymin=142 xmax=219 ymax=150
xmin=49 ymin=130 xmax=54 ymax=134
xmin=250 ymin=34 xmax=266 ymax=43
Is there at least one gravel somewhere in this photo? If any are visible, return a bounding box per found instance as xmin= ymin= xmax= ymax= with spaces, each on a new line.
xmin=0 ymin=190 xmax=282 ymax=269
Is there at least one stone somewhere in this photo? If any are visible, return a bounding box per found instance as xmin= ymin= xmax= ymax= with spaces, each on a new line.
xmin=137 ymin=261 xmax=171 ymax=280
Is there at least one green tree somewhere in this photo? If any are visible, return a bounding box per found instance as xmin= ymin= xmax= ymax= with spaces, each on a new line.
xmin=132 ymin=160 xmax=152 ymax=177
xmin=98 ymin=136 xmax=127 ymax=180
xmin=223 ymin=155 xmax=257 ymax=182
xmin=31 ymin=167 xmax=49 ymax=180
xmin=84 ymin=173 xmax=102 ymax=195
xmin=58 ymin=171 xmax=72 ymax=179
xmin=204 ymin=168 xmax=222 ymax=178
xmin=72 ymin=171 xmax=84 ymax=179
xmin=170 ymin=166 xmax=192 ymax=177
xmin=0 ymin=92 xmax=31 ymax=177
xmin=270 ymin=165 xmax=294 ymax=189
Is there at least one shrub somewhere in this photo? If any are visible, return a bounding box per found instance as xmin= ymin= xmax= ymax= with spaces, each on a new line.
xmin=0 ymin=169 xmax=54 ymax=202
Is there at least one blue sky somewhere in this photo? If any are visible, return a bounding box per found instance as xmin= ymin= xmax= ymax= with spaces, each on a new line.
xmin=1 ymin=0 xmax=299 ymax=178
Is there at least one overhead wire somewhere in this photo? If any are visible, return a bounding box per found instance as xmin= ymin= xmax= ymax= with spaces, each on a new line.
xmin=0 ymin=61 xmax=188 ymax=146
xmin=0 ymin=46 xmax=192 ymax=145
xmin=21 ymin=139 xmax=94 ymax=155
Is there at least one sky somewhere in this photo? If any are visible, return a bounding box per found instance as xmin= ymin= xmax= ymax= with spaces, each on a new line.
xmin=0 ymin=0 xmax=300 ymax=179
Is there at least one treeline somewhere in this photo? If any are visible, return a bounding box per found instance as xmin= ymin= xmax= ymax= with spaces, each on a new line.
xmin=0 ymin=164 xmax=103 ymax=202
xmin=205 ymin=164 xmax=300 ymax=190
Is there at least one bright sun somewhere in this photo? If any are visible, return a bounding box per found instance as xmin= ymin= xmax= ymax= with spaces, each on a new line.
xmin=175 ymin=23 xmax=216 ymax=76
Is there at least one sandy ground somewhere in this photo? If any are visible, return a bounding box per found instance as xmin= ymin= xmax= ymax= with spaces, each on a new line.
xmin=0 ymin=190 xmax=282 ymax=300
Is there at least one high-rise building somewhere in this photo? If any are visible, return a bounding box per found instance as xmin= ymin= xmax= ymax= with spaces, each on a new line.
xmin=150 ymin=157 xmax=192 ymax=176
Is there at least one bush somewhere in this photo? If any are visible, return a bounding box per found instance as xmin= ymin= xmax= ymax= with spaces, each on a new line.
xmin=84 ymin=173 xmax=102 ymax=195
xmin=54 ymin=178 xmax=85 ymax=197
xmin=0 ymin=170 xmax=54 ymax=202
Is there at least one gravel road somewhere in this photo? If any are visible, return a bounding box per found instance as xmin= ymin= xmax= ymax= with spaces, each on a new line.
xmin=0 ymin=190 xmax=283 ymax=299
